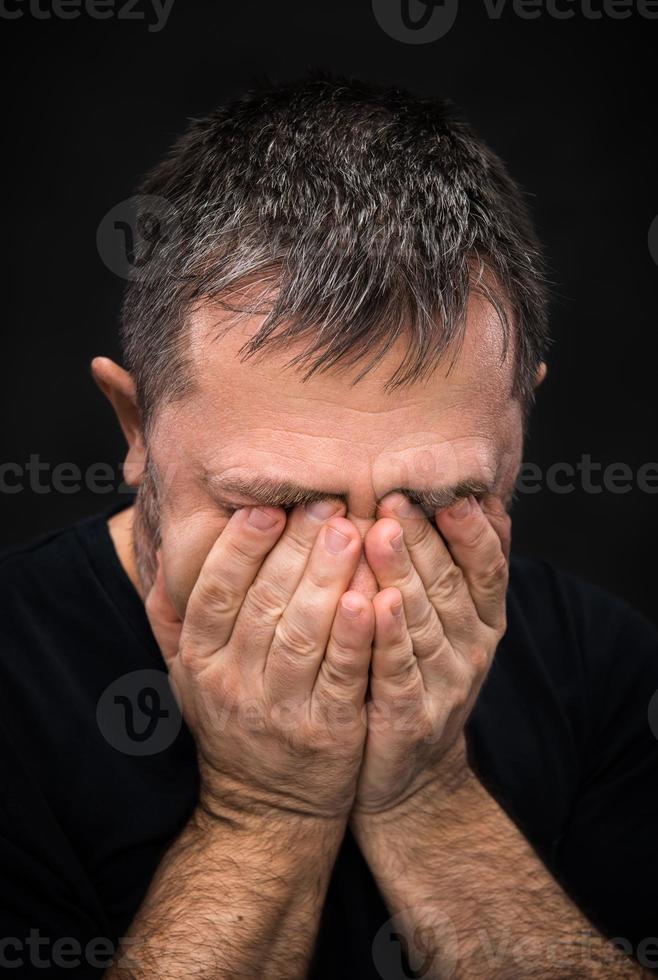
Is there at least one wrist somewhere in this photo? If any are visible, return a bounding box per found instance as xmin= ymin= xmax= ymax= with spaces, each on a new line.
xmin=351 ymin=766 xmax=489 ymax=903
xmin=197 ymin=741 xmax=354 ymax=817
xmin=194 ymin=771 xmax=350 ymax=860
xmin=350 ymin=744 xmax=488 ymax=860
xmin=187 ymin=797 xmax=346 ymax=908
xmin=351 ymin=735 xmax=477 ymax=830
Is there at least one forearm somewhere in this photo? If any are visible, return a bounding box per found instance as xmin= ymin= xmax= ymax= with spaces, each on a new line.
xmin=352 ymin=769 xmax=647 ymax=979
xmin=107 ymin=803 xmax=345 ymax=980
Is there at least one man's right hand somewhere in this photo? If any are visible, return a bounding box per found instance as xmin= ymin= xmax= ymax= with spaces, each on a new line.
xmin=145 ymin=501 xmax=374 ymax=825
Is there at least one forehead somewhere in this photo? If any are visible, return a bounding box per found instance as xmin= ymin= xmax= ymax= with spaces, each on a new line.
xmin=157 ymin=294 xmax=520 ymax=501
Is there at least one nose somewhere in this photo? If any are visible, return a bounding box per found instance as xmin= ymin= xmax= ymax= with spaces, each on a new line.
xmin=346 ymin=555 xmax=378 ymax=599
xmin=345 ymin=514 xmax=378 ymax=599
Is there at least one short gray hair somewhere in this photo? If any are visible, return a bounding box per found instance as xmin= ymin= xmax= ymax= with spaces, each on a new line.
xmin=121 ymin=74 xmax=549 ymax=430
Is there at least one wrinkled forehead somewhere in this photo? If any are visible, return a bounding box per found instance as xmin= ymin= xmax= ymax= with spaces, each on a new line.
xmin=156 ymin=294 xmax=521 ymax=508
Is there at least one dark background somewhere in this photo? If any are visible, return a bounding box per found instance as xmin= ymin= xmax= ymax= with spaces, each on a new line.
xmin=1 ymin=0 xmax=656 ymax=622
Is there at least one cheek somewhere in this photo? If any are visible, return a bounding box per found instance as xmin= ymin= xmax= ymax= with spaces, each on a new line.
xmin=159 ymin=504 xmax=229 ymax=619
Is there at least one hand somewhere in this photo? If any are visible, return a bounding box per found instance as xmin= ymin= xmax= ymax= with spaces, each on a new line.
xmin=145 ymin=502 xmax=374 ymax=824
xmin=351 ymin=493 xmax=510 ymax=818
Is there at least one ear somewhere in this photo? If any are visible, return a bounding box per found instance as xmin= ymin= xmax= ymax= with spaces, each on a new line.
xmin=534 ymin=361 xmax=548 ymax=389
xmin=91 ymin=356 xmax=145 ymax=487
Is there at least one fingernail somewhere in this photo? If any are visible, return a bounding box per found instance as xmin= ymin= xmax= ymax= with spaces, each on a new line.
xmin=341 ymin=596 xmax=362 ymax=618
xmin=306 ymin=500 xmax=341 ymax=521
xmin=391 ymin=600 xmax=403 ymax=617
xmin=325 ymin=525 xmax=350 ymax=553
xmin=248 ymin=507 xmax=278 ymax=530
xmin=390 ymin=530 xmax=404 ymax=552
xmin=381 ymin=493 xmax=416 ymax=518
xmin=394 ymin=496 xmax=417 ymax=518
xmin=447 ymin=496 xmax=475 ymax=520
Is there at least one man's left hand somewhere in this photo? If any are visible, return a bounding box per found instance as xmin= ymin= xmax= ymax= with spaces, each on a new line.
xmin=351 ymin=492 xmax=510 ymax=819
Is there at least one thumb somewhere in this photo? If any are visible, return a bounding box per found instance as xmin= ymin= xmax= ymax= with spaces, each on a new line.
xmin=144 ymin=553 xmax=182 ymax=668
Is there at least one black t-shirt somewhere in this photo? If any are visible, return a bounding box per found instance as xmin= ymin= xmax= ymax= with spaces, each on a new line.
xmin=1 ymin=503 xmax=657 ymax=978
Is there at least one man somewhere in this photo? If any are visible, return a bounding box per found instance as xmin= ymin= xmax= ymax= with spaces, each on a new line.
xmin=1 ymin=75 xmax=656 ymax=979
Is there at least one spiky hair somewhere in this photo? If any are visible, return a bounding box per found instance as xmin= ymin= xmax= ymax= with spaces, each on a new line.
xmin=121 ymin=74 xmax=549 ymax=429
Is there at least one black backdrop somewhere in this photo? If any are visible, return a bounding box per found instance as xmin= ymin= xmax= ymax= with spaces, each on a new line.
xmin=1 ymin=0 xmax=657 ymax=623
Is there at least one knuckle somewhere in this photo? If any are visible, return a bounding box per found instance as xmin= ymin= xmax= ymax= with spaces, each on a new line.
xmin=329 ymin=626 xmax=361 ymax=657
xmin=428 ymin=562 xmax=464 ymax=604
xmin=268 ymin=694 xmax=307 ymax=729
xmin=462 ymin=516 xmax=491 ymax=551
xmin=177 ymin=642 xmax=204 ymax=675
xmin=468 ymin=642 xmax=491 ymax=677
xmin=202 ymin=675 xmax=243 ymax=725
xmin=321 ymin=653 xmax=360 ymax=688
xmin=405 ymin=516 xmax=436 ymax=549
xmin=274 ymin=616 xmax=318 ymax=661
xmin=224 ymin=535 xmax=264 ymax=569
xmin=396 ymin=561 xmax=421 ymax=595
xmin=246 ymin=577 xmax=287 ymax=623
xmin=414 ymin=601 xmax=440 ymax=645
xmin=451 ymin=687 xmax=470 ymax=720
xmin=479 ymin=554 xmax=509 ymax=589
xmin=193 ymin=574 xmax=241 ymax=619
xmin=312 ymin=702 xmax=354 ymax=741
xmin=305 ymin=561 xmax=338 ymax=592
xmin=385 ymin=653 xmax=417 ymax=685
xmin=450 ymin=665 xmax=473 ymax=709
xmin=282 ymin=524 xmax=316 ymax=563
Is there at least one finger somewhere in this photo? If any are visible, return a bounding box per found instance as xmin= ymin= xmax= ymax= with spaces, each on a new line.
xmin=370 ymin=587 xmax=417 ymax=685
xmin=364 ymin=518 xmax=457 ymax=676
xmin=435 ymin=496 xmax=508 ymax=632
xmin=145 ymin=554 xmax=183 ymax=668
xmin=265 ymin=517 xmax=363 ymax=701
xmin=229 ymin=500 xmax=345 ymax=664
xmin=481 ymin=494 xmax=512 ymax=562
xmin=312 ymin=590 xmax=374 ymax=714
xmin=182 ymin=505 xmax=287 ymax=656
xmin=377 ymin=492 xmax=479 ymax=643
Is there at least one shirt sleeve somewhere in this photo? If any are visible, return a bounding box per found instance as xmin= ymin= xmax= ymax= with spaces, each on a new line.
xmin=551 ymin=600 xmax=658 ymax=973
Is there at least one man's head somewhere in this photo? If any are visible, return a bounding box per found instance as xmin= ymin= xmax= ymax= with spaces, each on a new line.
xmin=93 ymin=74 xmax=549 ymax=610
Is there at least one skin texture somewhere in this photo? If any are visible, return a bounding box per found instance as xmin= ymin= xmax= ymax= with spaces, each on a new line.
xmin=99 ymin=291 xmax=522 ymax=603
xmin=92 ymin=298 xmax=645 ymax=979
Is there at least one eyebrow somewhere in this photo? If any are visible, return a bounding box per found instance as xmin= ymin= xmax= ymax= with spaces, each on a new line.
xmin=200 ymin=472 xmax=492 ymax=515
